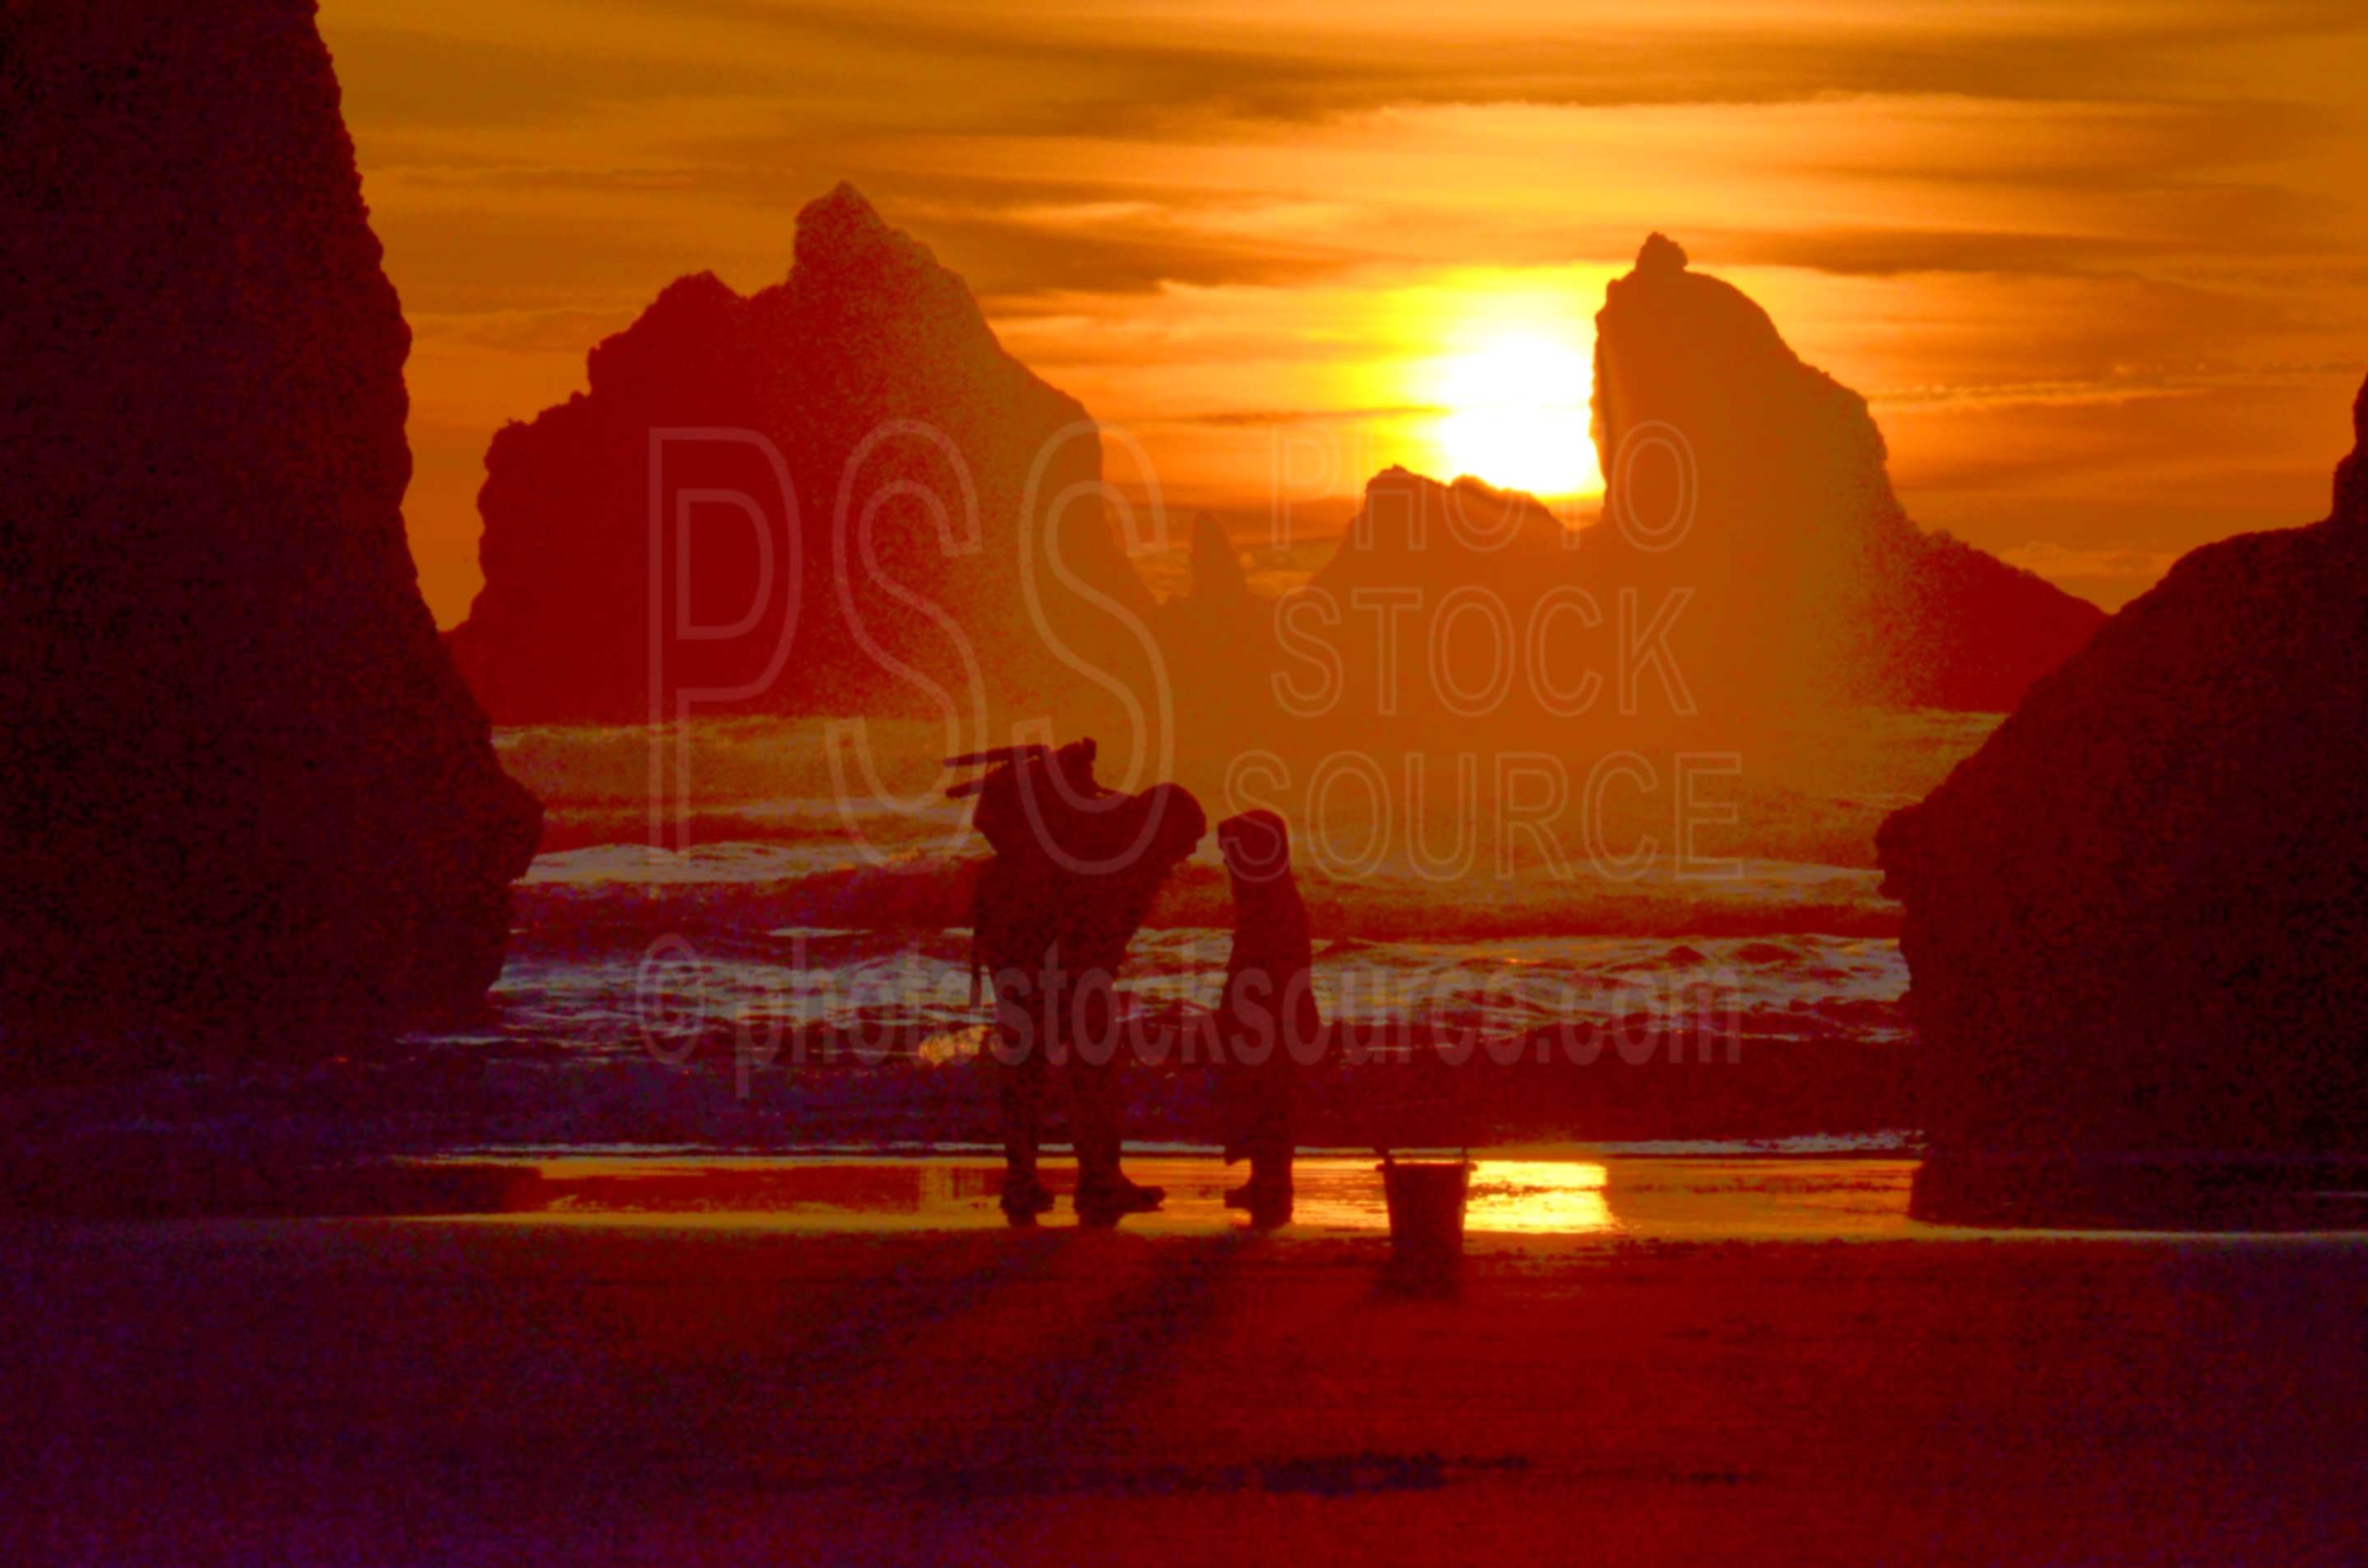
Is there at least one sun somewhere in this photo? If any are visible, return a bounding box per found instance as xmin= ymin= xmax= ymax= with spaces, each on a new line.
xmin=1427 ymin=331 xmax=1601 ymax=497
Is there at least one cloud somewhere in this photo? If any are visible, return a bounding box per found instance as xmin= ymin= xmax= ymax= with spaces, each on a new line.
xmin=1999 ymin=540 xmax=2181 ymax=582
xmin=407 ymin=308 xmax=642 ymax=353
xmin=321 ymin=0 xmax=2368 ymax=624
xmin=327 ymin=21 xmax=789 ymax=129
xmin=1168 ymin=405 xmax=1447 ymax=428
xmin=580 ymin=0 xmax=2368 ymax=132
xmin=1693 ymin=227 xmax=2174 ymax=280
xmin=363 ymin=200 xmax=721 ymax=314
xmin=820 ymin=204 xmax=1362 ymax=299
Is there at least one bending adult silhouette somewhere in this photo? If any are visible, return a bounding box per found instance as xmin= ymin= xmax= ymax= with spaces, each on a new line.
xmin=954 ymin=739 xmax=1205 ymax=1224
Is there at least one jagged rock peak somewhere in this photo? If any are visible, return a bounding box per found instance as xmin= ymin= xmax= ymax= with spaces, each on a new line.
xmin=1589 ymin=232 xmax=2102 ymax=711
xmin=797 ymin=182 xmax=929 ymax=274
xmin=1366 ymin=465 xmax=1558 ymax=512
xmin=2 ymin=0 xmax=541 ymax=1038
xmin=2336 ymin=372 xmax=2368 ymax=522
xmin=1636 ymin=231 xmax=1689 ymax=276
xmin=787 ymin=180 xmax=985 ymax=334
xmin=652 ymin=270 xmax=740 ymax=312
xmin=1189 ymin=511 xmax=1251 ymax=604
xmin=447 ymin=180 xmax=1149 ymax=721
xmin=1876 ymin=371 xmax=2368 ymax=1205
xmin=1330 ymin=467 xmax=1568 ymax=567
xmin=586 ymin=271 xmax=742 ymax=393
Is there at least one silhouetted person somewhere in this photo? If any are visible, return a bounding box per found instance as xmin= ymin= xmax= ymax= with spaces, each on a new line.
xmin=954 ymin=740 xmax=1206 ymax=1224
xmin=1214 ymin=810 xmax=1320 ymax=1228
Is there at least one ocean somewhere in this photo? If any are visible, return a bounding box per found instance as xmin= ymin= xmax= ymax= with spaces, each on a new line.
xmin=352 ymin=710 xmax=1998 ymax=1157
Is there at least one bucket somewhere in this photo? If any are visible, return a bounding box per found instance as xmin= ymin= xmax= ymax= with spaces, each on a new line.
xmin=1378 ymin=1155 xmax=1471 ymax=1293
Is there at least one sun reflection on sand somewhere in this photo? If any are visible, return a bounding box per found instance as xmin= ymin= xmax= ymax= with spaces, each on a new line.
xmin=497 ymin=1154 xmax=1624 ymax=1236
xmin=1285 ymin=1159 xmax=1616 ymax=1235
xmin=1467 ymin=1160 xmax=1617 ymax=1234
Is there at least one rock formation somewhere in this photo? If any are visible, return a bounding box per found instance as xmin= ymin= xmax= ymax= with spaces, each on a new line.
xmin=1157 ymin=511 xmax=1264 ymax=664
xmin=446 ymin=184 xmax=1159 ymax=723
xmin=1154 ymin=513 xmax=1279 ymax=738
xmin=1589 ymin=234 xmax=2102 ymax=714
xmin=1180 ymin=511 xmax=1254 ymax=614
xmin=1181 ymin=237 xmax=2105 ymax=747
xmin=1879 ymin=375 xmax=2368 ymax=1219
xmin=0 ymin=2 xmax=542 ymax=1047
xmin=1297 ymin=469 xmax=1585 ymax=728
xmin=1308 ymin=469 xmax=1574 ymax=604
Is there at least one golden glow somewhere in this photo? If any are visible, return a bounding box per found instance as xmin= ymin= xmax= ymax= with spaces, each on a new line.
xmin=321 ymin=0 xmax=2368 ymax=620
xmin=486 ymin=1155 xmax=1624 ymax=1236
xmin=1406 ymin=278 xmax=1604 ymax=499
xmin=1287 ymin=1158 xmax=1618 ymax=1235
xmin=1431 ymin=335 xmax=1598 ymax=497
xmin=1461 ymin=1159 xmax=1616 ymax=1234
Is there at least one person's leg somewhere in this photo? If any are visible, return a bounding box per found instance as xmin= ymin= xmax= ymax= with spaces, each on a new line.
xmin=1068 ymin=1052 xmax=1118 ymax=1185
xmin=1067 ymin=971 xmax=1162 ymax=1219
xmin=1263 ymin=1050 xmax=1297 ymax=1176
xmin=995 ymin=1023 xmax=1053 ymax=1222
xmin=1246 ymin=1068 xmax=1295 ymax=1223
xmin=1223 ymin=1063 xmax=1293 ymax=1226
xmin=1251 ymin=980 xmax=1320 ymax=1224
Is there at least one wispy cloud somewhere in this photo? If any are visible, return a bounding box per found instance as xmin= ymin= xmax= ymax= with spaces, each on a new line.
xmin=320 ymin=0 xmax=2368 ymax=623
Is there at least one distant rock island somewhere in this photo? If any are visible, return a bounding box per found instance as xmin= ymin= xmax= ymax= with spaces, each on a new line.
xmin=0 ymin=1 xmax=541 ymax=1048
xmin=1880 ymin=373 xmax=2368 ymax=1223
xmin=1589 ymin=233 xmax=2104 ymax=715
xmin=1293 ymin=469 xmax=1587 ymax=729
xmin=446 ymin=183 xmax=1158 ymax=723
xmin=449 ymin=220 xmax=2102 ymax=733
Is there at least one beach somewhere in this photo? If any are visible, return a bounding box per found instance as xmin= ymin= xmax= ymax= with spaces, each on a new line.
xmin=5 ymin=1154 xmax=2361 ymax=1565
xmin=16 ymin=7 xmax=2368 ymax=1564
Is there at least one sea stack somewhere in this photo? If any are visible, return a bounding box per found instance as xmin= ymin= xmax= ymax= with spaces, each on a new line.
xmin=1590 ymin=234 xmax=2103 ymax=713
xmin=0 ymin=2 xmax=542 ymax=1045
xmin=446 ymin=184 xmax=1158 ymax=723
xmin=1154 ymin=513 xmax=1275 ymax=731
xmin=1297 ymin=468 xmax=1584 ymax=729
xmin=1878 ymin=375 xmax=2368 ymax=1223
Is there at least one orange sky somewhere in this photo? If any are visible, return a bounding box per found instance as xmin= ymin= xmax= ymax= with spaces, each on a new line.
xmin=319 ymin=0 xmax=2368 ymax=626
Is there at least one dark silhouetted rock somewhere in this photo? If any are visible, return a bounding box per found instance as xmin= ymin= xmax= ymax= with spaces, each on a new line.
xmin=1590 ymin=234 xmax=2102 ymax=713
xmin=1296 ymin=469 xmax=1585 ymax=727
xmin=1154 ymin=512 xmax=1282 ymax=740
xmin=1157 ymin=511 xmax=1262 ymax=659
xmin=1879 ymin=375 xmax=2368 ymax=1220
xmin=446 ymin=183 xmax=1158 ymax=722
xmin=1183 ymin=511 xmax=1252 ymax=611
xmin=0 ymin=2 xmax=542 ymax=1046
xmin=1309 ymin=468 xmax=1572 ymax=603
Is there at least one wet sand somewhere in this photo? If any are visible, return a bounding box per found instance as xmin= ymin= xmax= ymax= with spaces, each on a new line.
xmin=494 ymin=1153 xmax=1922 ymax=1240
xmin=4 ymin=1155 xmax=2362 ymax=1564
